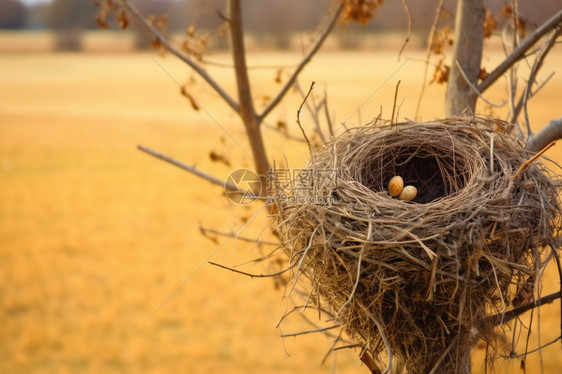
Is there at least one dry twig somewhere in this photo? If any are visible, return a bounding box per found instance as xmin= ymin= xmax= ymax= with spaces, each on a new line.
xmin=137 ymin=145 xmax=241 ymax=191
xmin=259 ymin=4 xmax=343 ymax=122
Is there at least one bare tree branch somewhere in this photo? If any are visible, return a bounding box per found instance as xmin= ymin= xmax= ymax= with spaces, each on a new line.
xmin=294 ymin=80 xmax=326 ymax=143
xmin=296 ymin=81 xmax=316 ymax=154
xmin=512 ymin=27 xmax=562 ymax=132
xmin=137 ymin=144 xmax=241 ymax=191
xmin=478 ymin=9 xmax=562 ymax=93
xmin=525 ymin=117 xmax=562 ymax=153
xmin=505 ymin=16 xmax=523 ymax=138
xmin=209 ymin=261 xmax=294 ymax=279
xmin=391 ymin=80 xmax=401 ymax=124
xmin=199 ymin=226 xmax=279 ymax=246
xmin=262 ymin=122 xmax=307 ymax=142
xmin=484 ymin=291 xmax=561 ymax=327
xmin=258 ymin=4 xmax=343 ymax=122
xmin=120 ymin=0 xmax=239 ymax=112
xmin=501 ymin=336 xmax=562 ymax=359
xmin=397 ymin=0 xmax=412 ymax=60
xmin=280 ymin=324 xmax=341 ymax=338
xmin=323 ymin=89 xmax=335 ymax=137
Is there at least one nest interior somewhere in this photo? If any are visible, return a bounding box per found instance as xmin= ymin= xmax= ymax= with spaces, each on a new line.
xmin=274 ymin=118 xmax=561 ymax=373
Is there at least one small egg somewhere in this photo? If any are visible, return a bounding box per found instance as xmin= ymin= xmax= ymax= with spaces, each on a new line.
xmin=398 ymin=185 xmax=417 ymax=201
xmin=388 ymin=175 xmax=404 ymax=197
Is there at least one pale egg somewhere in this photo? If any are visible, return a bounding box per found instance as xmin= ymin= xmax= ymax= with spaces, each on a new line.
xmin=398 ymin=185 xmax=417 ymax=201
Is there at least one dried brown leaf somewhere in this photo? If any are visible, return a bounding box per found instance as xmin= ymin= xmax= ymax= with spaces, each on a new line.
xmin=209 ymin=151 xmax=231 ymax=167
xmin=432 ymin=26 xmax=453 ymax=55
xmin=117 ymin=9 xmax=129 ymax=29
xmin=106 ymin=0 xmax=118 ymax=10
xmin=218 ymin=23 xmax=228 ymax=37
xmin=518 ymin=17 xmax=526 ymax=38
xmin=341 ymin=0 xmax=384 ymax=25
xmin=501 ymin=4 xmax=512 ymax=18
xmin=483 ymin=10 xmax=497 ymax=38
xmin=441 ymin=9 xmax=453 ymax=20
xmin=156 ymin=15 xmax=168 ymax=29
xmin=274 ymin=69 xmax=283 ymax=84
xmin=479 ymin=67 xmax=488 ymax=81
xmin=149 ymin=38 xmax=162 ymax=49
xmin=430 ymin=59 xmax=449 ymax=84
xmin=180 ymin=86 xmax=200 ymax=111
xmin=95 ymin=12 xmax=109 ymax=29
xmin=276 ymin=120 xmax=287 ymax=132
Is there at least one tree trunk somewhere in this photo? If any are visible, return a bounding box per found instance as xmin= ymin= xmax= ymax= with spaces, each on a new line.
xmin=445 ymin=0 xmax=485 ymax=117
xmin=228 ymin=0 xmax=270 ymax=185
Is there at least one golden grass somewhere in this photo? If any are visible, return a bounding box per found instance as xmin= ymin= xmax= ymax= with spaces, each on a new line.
xmin=0 ymin=46 xmax=561 ymax=373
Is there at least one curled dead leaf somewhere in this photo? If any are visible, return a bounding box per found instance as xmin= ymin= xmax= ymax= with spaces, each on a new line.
xmin=276 ymin=120 xmax=287 ymax=132
xmin=180 ymin=87 xmax=200 ymax=111
xmin=209 ymin=151 xmax=231 ymax=167
xmin=117 ymin=9 xmax=129 ymax=29
xmin=95 ymin=12 xmax=109 ymax=29
xmin=430 ymin=59 xmax=449 ymax=85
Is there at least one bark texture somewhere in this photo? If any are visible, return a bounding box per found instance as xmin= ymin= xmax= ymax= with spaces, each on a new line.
xmin=445 ymin=0 xmax=485 ymax=116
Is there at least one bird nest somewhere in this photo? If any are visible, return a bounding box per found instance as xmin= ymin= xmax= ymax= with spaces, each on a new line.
xmin=272 ymin=117 xmax=561 ymax=373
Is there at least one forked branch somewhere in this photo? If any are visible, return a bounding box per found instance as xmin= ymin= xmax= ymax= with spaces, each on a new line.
xmin=258 ymin=4 xmax=343 ymax=122
xmin=228 ymin=0 xmax=270 ymax=178
xmin=478 ymin=9 xmax=562 ymax=93
xmin=120 ymin=0 xmax=239 ymax=112
xmin=512 ymin=27 xmax=562 ymax=130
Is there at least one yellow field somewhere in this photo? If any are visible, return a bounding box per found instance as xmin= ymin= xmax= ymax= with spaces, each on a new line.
xmin=1 ymin=44 xmax=561 ymax=373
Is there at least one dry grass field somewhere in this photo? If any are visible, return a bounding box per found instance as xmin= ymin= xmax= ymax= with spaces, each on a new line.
xmin=1 ymin=32 xmax=562 ymax=373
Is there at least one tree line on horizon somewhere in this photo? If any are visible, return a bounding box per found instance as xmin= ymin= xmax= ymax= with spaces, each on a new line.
xmin=1 ymin=0 xmax=560 ymax=51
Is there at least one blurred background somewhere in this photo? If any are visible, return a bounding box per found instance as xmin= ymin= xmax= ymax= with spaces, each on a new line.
xmin=1 ymin=0 xmax=560 ymax=52
xmin=1 ymin=0 xmax=562 ymax=373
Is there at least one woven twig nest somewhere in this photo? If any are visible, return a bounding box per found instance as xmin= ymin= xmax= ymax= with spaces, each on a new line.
xmin=274 ymin=117 xmax=561 ymax=373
